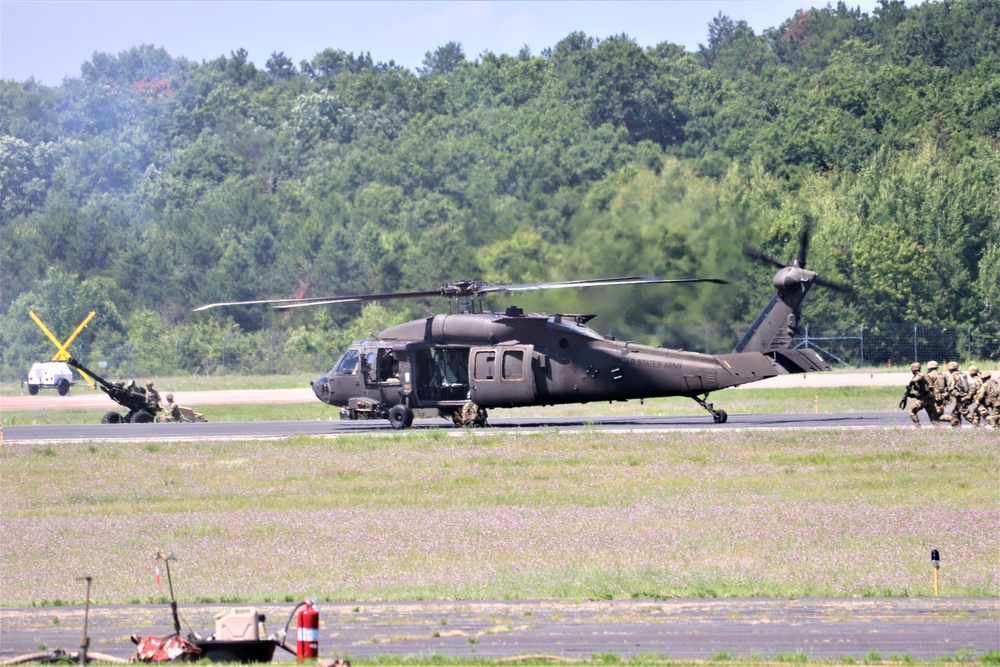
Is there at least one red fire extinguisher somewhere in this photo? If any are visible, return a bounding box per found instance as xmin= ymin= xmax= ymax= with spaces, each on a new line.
xmin=296 ymin=599 xmax=319 ymax=662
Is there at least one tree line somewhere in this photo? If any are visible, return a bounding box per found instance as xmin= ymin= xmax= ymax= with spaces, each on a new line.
xmin=2 ymin=0 xmax=998 ymax=378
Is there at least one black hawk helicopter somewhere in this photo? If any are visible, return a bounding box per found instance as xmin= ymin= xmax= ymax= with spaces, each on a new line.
xmin=196 ymin=227 xmax=842 ymax=428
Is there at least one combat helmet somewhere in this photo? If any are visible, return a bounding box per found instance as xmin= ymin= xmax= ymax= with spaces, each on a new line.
xmin=909 ymin=362 xmax=921 ymax=372
xmin=969 ymin=366 xmax=979 ymax=375
xmin=927 ymin=360 xmax=939 ymax=370
xmin=947 ymin=361 xmax=959 ymax=371
xmin=982 ymin=371 xmax=992 ymax=380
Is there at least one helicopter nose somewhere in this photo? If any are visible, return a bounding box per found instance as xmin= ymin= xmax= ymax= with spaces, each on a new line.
xmin=312 ymin=376 xmax=333 ymax=403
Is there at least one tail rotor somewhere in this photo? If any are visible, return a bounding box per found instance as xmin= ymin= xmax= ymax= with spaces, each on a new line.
xmin=736 ymin=217 xmax=851 ymax=354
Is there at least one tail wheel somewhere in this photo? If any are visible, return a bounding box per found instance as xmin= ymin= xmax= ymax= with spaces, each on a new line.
xmin=102 ymin=411 xmax=123 ymax=424
xmin=712 ymin=409 xmax=728 ymax=424
xmin=57 ymin=378 xmax=71 ymax=396
xmin=388 ymin=405 xmax=414 ymax=430
xmin=130 ymin=410 xmax=155 ymax=423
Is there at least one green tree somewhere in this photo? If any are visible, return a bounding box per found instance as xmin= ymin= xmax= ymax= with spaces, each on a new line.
xmin=419 ymin=41 xmax=467 ymax=77
xmin=265 ymin=51 xmax=298 ymax=80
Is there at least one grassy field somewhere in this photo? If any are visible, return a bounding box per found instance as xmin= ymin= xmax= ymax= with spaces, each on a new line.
xmin=2 ymin=427 xmax=996 ymax=607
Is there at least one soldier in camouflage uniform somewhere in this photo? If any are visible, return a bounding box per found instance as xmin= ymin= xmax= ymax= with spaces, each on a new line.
xmin=453 ymin=401 xmax=488 ymax=428
xmin=926 ymin=360 xmax=948 ymax=419
xmin=145 ymin=380 xmax=161 ymax=413
xmin=158 ymin=392 xmax=182 ymax=422
xmin=945 ymin=362 xmax=971 ymax=427
xmin=973 ymin=371 xmax=999 ymax=428
xmin=906 ymin=362 xmax=940 ymax=427
xmin=987 ymin=374 xmax=1000 ymax=428
xmin=963 ymin=366 xmax=984 ymax=427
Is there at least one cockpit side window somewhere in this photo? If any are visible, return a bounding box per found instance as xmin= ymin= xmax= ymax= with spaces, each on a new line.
xmin=334 ymin=349 xmax=360 ymax=375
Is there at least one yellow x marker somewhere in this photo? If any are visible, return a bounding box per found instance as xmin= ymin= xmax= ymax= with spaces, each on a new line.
xmin=29 ymin=310 xmax=97 ymax=388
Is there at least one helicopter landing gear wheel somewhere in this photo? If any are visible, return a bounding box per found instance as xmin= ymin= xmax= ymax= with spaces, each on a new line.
xmin=692 ymin=394 xmax=727 ymax=424
xmin=388 ymin=405 xmax=414 ymax=430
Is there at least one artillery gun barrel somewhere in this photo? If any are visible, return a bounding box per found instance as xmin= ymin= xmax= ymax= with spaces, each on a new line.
xmin=66 ymin=357 xmax=115 ymax=393
xmin=66 ymin=357 xmax=151 ymax=415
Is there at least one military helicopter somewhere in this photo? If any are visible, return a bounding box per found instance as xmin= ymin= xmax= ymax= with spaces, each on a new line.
xmin=195 ymin=226 xmax=841 ymax=428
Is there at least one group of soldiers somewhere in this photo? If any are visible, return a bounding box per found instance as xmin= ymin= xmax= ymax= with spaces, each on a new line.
xmin=144 ymin=380 xmax=183 ymax=422
xmin=906 ymin=361 xmax=999 ymax=428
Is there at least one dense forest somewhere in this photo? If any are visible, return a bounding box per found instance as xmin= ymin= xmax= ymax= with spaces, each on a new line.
xmin=2 ymin=0 xmax=998 ymax=379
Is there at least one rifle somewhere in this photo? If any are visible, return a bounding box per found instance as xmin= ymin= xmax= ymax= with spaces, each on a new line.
xmin=899 ymin=384 xmax=913 ymax=410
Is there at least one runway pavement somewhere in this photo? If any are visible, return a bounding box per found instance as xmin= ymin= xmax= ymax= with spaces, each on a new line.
xmin=0 ymin=411 xmax=918 ymax=442
xmin=1 ymin=598 xmax=997 ymax=662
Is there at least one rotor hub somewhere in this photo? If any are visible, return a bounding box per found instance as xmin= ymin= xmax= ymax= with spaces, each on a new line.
xmin=773 ymin=266 xmax=815 ymax=294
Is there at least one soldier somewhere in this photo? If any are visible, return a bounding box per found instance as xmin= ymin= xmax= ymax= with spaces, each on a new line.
xmin=973 ymin=371 xmax=999 ymax=428
xmin=964 ymin=366 xmax=984 ymax=427
xmin=144 ymin=380 xmax=161 ymax=414
xmin=987 ymin=373 xmax=1000 ymax=428
xmin=158 ymin=392 xmax=182 ymax=422
xmin=945 ymin=362 xmax=971 ymax=427
xmin=455 ymin=401 xmax=488 ymax=428
xmin=906 ymin=362 xmax=940 ymax=427
xmin=926 ymin=360 xmax=948 ymax=418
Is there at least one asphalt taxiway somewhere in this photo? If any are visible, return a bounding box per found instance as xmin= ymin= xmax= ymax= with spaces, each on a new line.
xmin=0 ymin=411 xmax=920 ymax=442
xmin=1 ymin=598 xmax=997 ymax=662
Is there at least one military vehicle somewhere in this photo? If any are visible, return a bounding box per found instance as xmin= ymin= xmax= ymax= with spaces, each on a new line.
xmin=196 ymin=224 xmax=843 ymax=428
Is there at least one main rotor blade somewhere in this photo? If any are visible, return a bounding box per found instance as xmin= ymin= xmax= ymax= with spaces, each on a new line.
xmin=272 ymin=289 xmax=445 ymax=310
xmin=193 ymin=289 xmax=444 ymax=312
xmin=193 ymin=297 xmax=313 ymax=312
xmin=195 ymin=276 xmax=730 ymax=313
xmin=480 ymin=276 xmax=729 ymax=294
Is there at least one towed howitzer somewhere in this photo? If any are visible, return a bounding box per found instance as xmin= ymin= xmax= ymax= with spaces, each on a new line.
xmin=66 ymin=357 xmax=160 ymax=423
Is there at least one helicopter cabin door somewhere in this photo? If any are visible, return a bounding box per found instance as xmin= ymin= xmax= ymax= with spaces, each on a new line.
xmin=469 ymin=345 xmax=536 ymax=406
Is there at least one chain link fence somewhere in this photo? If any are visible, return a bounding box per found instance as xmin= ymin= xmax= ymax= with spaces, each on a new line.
xmin=4 ymin=322 xmax=999 ymax=385
xmin=789 ymin=323 xmax=1000 ymax=369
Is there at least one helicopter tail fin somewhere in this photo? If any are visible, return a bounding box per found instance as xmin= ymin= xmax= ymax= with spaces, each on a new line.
xmin=734 ymin=219 xmax=848 ymax=373
xmin=732 ymin=289 xmax=830 ymax=373
xmin=733 ymin=291 xmax=796 ymax=354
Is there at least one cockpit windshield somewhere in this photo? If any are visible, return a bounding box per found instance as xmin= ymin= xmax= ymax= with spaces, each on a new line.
xmin=334 ymin=348 xmax=360 ymax=375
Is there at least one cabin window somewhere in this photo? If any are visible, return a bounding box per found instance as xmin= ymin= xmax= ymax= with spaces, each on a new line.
xmin=501 ymin=350 xmax=524 ymax=380
xmin=475 ymin=351 xmax=495 ymax=380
